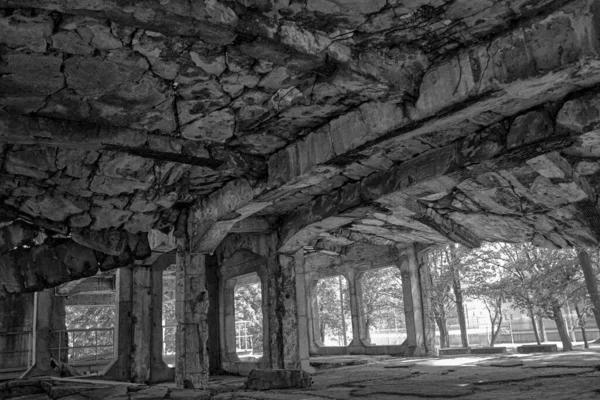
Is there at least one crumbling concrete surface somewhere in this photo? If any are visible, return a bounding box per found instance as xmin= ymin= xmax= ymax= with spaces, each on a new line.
xmin=245 ymin=369 xmax=312 ymax=390
xmin=2 ymin=349 xmax=599 ymax=399
xmin=5 ymin=0 xmax=600 ymax=298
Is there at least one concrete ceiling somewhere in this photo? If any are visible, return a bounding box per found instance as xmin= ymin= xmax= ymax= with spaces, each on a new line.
xmin=3 ymin=0 xmax=600 ymax=295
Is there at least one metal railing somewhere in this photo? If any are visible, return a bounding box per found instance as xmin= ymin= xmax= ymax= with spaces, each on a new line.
xmin=0 ymin=331 xmax=32 ymax=372
xmin=50 ymin=328 xmax=114 ymax=364
xmin=236 ymin=321 xmax=253 ymax=352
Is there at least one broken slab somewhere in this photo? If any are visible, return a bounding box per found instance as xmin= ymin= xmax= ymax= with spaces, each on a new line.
xmin=245 ymin=369 xmax=312 ymax=390
xmin=517 ymin=344 xmax=558 ymax=353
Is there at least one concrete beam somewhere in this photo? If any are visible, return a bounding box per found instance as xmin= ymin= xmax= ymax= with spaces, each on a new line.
xmin=64 ymin=292 xmax=114 ymax=306
xmin=0 ymin=111 xmax=223 ymax=169
xmin=190 ymin=179 xmax=270 ymax=254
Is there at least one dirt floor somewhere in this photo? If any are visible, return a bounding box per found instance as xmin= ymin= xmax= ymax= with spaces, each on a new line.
xmin=3 ymin=345 xmax=600 ymax=399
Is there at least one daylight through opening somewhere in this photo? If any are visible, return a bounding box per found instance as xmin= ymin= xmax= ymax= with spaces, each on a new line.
xmin=315 ymin=275 xmax=352 ymax=347
xmin=234 ymin=272 xmax=263 ymax=361
xmin=162 ymin=265 xmax=176 ymax=367
xmin=360 ymin=266 xmax=405 ymax=346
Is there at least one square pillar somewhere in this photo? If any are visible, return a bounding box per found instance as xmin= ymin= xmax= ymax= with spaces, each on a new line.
xmin=131 ymin=265 xmax=152 ymax=383
xmin=306 ymin=276 xmax=324 ymax=352
xmin=104 ymin=266 xmax=133 ymax=381
xmin=175 ymin=212 xmax=209 ymax=389
xmin=417 ymin=251 xmax=437 ymax=355
xmin=267 ymin=251 xmax=313 ymax=371
xmin=348 ymin=270 xmax=369 ymax=350
xmin=149 ymin=266 xmax=176 ymax=383
xmin=397 ymin=244 xmax=426 ymax=356
xmin=291 ymin=251 xmax=315 ymax=373
xmin=129 ymin=264 xmax=175 ymax=384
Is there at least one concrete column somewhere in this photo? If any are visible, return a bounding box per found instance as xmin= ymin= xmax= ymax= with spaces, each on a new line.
xmin=104 ymin=266 xmax=133 ymax=381
xmin=267 ymin=253 xmax=300 ymax=370
xmin=220 ymin=278 xmax=239 ymax=363
xmin=258 ymin=269 xmax=271 ymax=368
xmin=306 ymin=278 xmax=324 ymax=351
xmin=175 ymin=212 xmax=209 ymax=389
xmin=292 ymin=251 xmax=315 ymax=373
xmin=418 ymin=252 xmax=437 ymax=355
xmin=149 ymin=266 xmax=176 ymax=382
xmin=131 ymin=265 xmax=151 ymax=383
xmin=348 ymin=270 xmax=369 ymax=350
xmin=397 ymin=244 xmax=426 ymax=356
xmin=205 ymin=255 xmax=221 ymax=374
xmin=127 ymin=264 xmax=175 ymax=384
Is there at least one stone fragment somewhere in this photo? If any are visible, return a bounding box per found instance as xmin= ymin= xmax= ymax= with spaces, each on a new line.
xmin=506 ymin=110 xmax=554 ymax=149
xmin=0 ymin=53 xmax=64 ymax=112
xmin=51 ymin=31 xmax=95 ymax=54
xmin=177 ymin=97 xmax=231 ymax=125
xmin=64 ymin=55 xmax=147 ymax=96
xmin=189 ymin=51 xmax=226 ymax=76
xmin=245 ymin=369 xmax=312 ymax=390
xmin=91 ymin=207 xmax=132 ymax=230
xmin=5 ymin=147 xmax=57 ymax=180
xmin=0 ymin=222 xmax=38 ymax=253
xmin=232 ymin=133 xmax=287 ymax=155
xmin=556 ymin=92 xmax=600 ymax=133
xmin=124 ymin=213 xmax=159 ymax=234
xmin=20 ymin=193 xmax=88 ymax=222
xmin=0 ymin=9 xmax=53 ymax=52
xmin=81 ymin=22 xmax=123 ymax=50
xmin=69 ymin=214 xmax=92 ymax=228
xmin=181 ymin=109 xmax=236 ymax=142
xmin=71 ymin=229 xmax=129 ymax=255
xmin=575 ymin=161 xmax=600 ymax=176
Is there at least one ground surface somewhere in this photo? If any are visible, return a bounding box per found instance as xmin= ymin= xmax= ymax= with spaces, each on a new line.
xmin=3 ymin=345 xmax=600 ymax=400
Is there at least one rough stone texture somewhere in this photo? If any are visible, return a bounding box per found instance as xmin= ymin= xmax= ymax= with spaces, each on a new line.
xmin=245 ymin=369 xmax=311 ymax=390
xmin=5 ymin=7 xmax=600 ymax=381
xmin=1 ymin=0 xmax=599 ymax=265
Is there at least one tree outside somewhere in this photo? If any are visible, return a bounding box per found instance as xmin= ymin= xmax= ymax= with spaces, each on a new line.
xmin=360 ymin=266 xmax=405 ymax=345
xmin=315 ymin=275 xmax=352 ymax=346
xmin=234 ymin=273 xmax=263 ymax=359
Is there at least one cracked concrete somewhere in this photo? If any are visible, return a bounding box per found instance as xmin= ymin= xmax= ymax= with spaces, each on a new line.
xmin=2 ymin=349 xmax=599 ymax=399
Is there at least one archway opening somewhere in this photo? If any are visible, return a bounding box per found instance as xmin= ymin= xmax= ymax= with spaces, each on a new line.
xmin=234 ymin=272 xmax=263 ymax=361
xmin=315 ymin=275 xmax=351 ymax=346
xmin=360 ymin=266 xmax=405 ymax=346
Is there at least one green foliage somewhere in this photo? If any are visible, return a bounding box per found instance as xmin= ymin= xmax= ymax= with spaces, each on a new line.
xmin=162 ymin=271 xmax=176 ymax=355
xmin=470 ymin=243 xmax=582 ymax=319
xmin=234 ymin=279 xmax=263 ymax=354
xmin=361 ymin=267 xmax=404 ymax=334
xmin=315 ymin=276 xmax=351 ymax=346
xmin=65 ymin=306 xmax=115 ymax=329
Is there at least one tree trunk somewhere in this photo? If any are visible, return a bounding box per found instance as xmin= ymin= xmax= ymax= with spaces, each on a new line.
xmin=537 ymin=317 xmax=547 ymax=343
xmin=490 ymin=314 xmax=502 ymax=347
xmin=552 ymin=305 xmax=573 ymax=351
xmin=449 ymin=247 xmax=469 ymax=348
xmin=530 ymin=308 xmax=541 ymax=345
xmin=574 ymin=303 xmax=589 ymax=349
xmin=320 ymin=321 xmax=325 ymax=343
xmin=577 ymin=249 xmax=600 ymax=332
xmin=435 ymin=316 xmax=449 ymax=348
